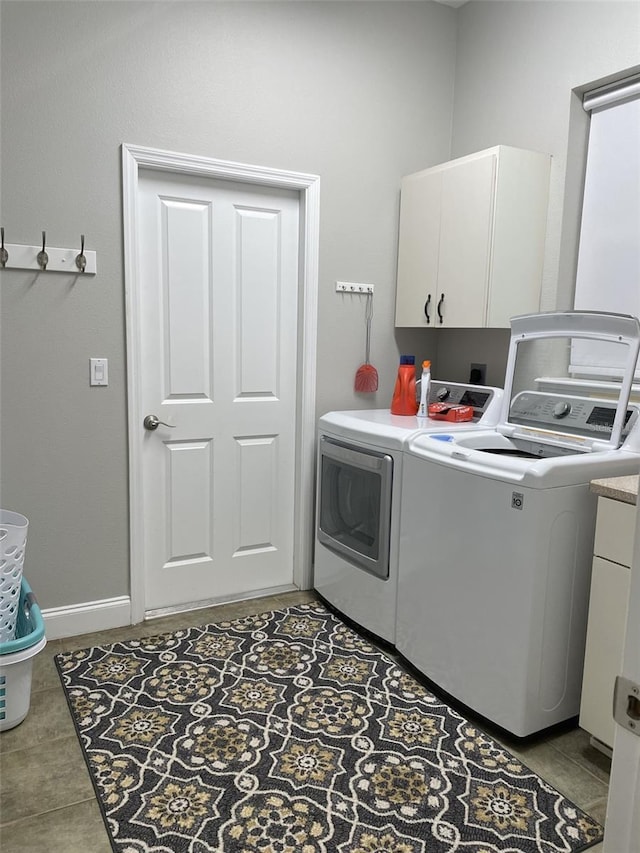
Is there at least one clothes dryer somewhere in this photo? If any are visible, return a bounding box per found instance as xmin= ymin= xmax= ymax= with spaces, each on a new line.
xmin=314 ymin=382 xmax=503 ymax=644
xmin=396 ymin=312 xmax=640 ymax=736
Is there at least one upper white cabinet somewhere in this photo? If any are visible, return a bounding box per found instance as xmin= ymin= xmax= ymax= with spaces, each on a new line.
xmin=395 ymin=145 xmax=550 ymax=328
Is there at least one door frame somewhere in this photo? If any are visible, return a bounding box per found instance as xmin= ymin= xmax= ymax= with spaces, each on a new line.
xmin=122 ymin=143 xmax=320 ymax=624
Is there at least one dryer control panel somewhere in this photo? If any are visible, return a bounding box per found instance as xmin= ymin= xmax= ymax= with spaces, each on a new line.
xmin=429 ymin=383 xmax=495 ymax=418
xmin=509 ymin=392 xmax=638 ymax=440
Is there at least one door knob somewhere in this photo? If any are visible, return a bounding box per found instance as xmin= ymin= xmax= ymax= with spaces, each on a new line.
xmin=143 ymin=414 xmax=175 ymax=431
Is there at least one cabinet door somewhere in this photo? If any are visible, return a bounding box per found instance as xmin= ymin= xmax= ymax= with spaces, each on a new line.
xmin=594 ymin=495 xmax=636 ymax=566
xmin=395 ymin=169 xmax=442 ymax=327
xmin=437 ymin=153 xmax=496 ymax=327
xmin=580 ymin=555 xmax=630 ymax=749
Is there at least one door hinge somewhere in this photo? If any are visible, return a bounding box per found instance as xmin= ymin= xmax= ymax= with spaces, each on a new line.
xmin=613 ymin=675 xmax=640 ymax=737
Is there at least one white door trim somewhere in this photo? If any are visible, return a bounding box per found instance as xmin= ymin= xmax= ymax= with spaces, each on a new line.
xmin=122 ymin=144 xmax=320 ymax=624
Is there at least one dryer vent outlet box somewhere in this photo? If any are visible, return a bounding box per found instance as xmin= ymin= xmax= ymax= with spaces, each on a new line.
xmin=469 ymin=363 xmax=486 ymax=384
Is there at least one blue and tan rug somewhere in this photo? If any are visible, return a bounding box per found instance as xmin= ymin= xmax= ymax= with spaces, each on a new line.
xmin=55 ymin=602 xmax=603 ymax=852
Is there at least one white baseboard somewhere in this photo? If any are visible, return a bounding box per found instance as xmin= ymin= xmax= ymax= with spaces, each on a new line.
xmin=42 ymin=596 xmax=131 ymax=641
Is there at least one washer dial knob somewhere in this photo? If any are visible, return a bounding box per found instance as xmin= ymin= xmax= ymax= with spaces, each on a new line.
xmin=553 ymin=401 xmax=572 ymax=419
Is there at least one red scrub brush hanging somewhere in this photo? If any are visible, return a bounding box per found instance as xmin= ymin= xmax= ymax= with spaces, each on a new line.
xmin=355 ymin=289 xmax=379 ymax=392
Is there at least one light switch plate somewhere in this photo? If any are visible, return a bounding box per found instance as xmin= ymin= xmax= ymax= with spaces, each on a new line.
xmin=90 ymin=358 xmax=109 ymax=386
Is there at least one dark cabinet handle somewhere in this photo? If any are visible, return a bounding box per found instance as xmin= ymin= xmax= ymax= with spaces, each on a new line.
xmin=424 ymin=294 xmax=432 ymax=324
xmin=437 ymin=293 xmax=445 ymax=324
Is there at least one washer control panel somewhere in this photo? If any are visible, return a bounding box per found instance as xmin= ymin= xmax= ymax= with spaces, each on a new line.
xmin=509 ymin=392 xmax=637 ymax=438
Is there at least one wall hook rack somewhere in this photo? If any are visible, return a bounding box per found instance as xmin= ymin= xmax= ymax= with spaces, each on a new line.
xmin=0 ymin=229 xmax=97 ymax=274
xmin=335 ymin=281 xmax=375 ymax=294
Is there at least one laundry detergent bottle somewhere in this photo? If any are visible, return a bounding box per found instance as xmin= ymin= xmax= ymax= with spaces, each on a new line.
xmin=390 ymin=355 xmax=418 ymax=415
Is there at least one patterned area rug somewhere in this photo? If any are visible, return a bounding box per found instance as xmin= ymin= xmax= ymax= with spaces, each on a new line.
xmin=56 ymin=603 xmax=603 ymax=852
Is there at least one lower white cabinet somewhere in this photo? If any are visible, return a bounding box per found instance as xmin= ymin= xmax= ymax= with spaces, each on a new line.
xmin=579 ymin=496 xmax=635 ymax=751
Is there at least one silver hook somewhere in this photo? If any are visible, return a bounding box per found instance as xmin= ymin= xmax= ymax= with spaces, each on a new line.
xmin=37 ymin=231 xmax=48 ymax=270
xmin=75 ymin=234 xmax=86 ymax=273
xmin=0 ymin=227 xmax=7 ymax=269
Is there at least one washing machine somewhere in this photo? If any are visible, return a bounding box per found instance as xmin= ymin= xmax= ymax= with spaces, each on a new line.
xmin=396 ymin=312 xmax=640 ymax=737
xmin=314 ymin=381 xmax=503 ymax=644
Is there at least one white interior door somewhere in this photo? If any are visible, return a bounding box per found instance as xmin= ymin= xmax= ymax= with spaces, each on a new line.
xmin=137 ymin=169 xmax=300 ymax=612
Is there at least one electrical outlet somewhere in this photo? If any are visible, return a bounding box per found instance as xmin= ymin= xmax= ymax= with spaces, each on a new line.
xmin=469 ymin=362 xmax=486 ymax=385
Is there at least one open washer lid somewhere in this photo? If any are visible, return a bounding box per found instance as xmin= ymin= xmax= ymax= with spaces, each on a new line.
xmin=499 ymin=311 xmax=640 ymax=453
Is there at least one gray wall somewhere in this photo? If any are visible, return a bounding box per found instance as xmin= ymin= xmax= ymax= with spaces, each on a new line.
xmin=435 ymin=0 xmax=640 ymax=385
xmin=0 ymin=1 xmax=457 ymax=608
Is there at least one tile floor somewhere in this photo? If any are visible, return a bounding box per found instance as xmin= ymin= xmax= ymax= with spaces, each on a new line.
xmin=0 ymin=589 xmax=609 ymax=852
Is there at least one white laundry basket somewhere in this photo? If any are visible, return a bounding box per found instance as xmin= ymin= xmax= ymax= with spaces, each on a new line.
xmin=0 ymin=510 xmax=29 ymax=643
xmin=0 ymin=576 xmax=46 ymax=731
